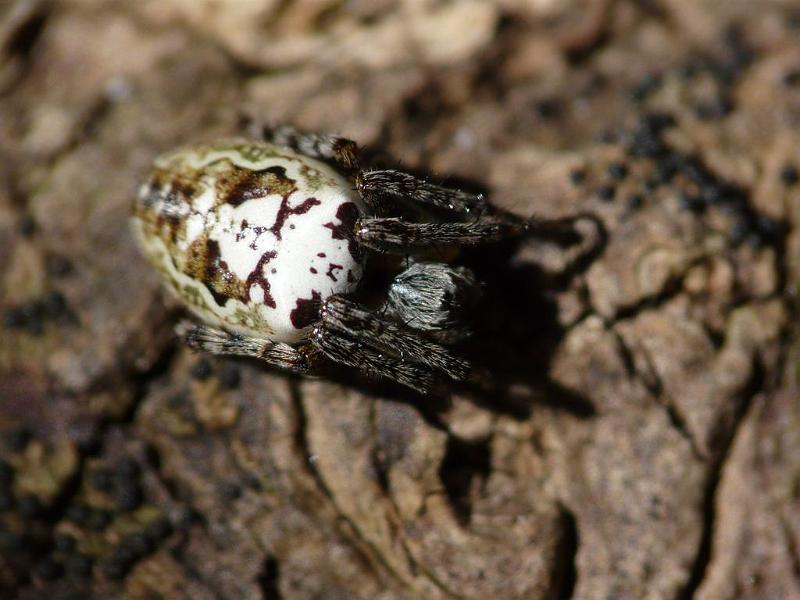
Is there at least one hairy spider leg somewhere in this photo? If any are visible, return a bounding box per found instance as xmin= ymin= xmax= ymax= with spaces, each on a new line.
xmin=175 ymin=321 xmax=311 ymax=374
xmin=318 ymin=295 xmax=470 ymax=380
xmin=310 ymin=323 xmax=438 ymax=395
xmin=251 ymin=122 xmax=360 ymax=173
xmin=356 ymin=169 xmax=488 ymax=217
xmin=353 ymin=218 xmax=529 ymax=253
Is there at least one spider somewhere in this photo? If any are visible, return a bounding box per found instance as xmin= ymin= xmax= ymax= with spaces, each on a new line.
xmin=131 ymin=124 xmax=529 ymax=393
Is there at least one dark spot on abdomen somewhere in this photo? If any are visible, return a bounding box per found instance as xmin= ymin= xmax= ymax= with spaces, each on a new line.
xmin=245 ymin=251 xmax=278 ymax=308
xmin=326 ymin=263 xmax=343 ymax=282
xmin=290 ymin=291 xmax=321 ymax=329
xmin=323 ymin=202 xmax=362 ymax=261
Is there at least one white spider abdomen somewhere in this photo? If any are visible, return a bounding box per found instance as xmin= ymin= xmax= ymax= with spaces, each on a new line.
xmin=131 ymin=140 xmax=365 ymax=343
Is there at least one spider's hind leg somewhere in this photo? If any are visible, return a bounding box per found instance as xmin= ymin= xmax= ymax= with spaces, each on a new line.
xmin=311 ymin=295 xmax=471 ymax=393
xmin=176 ymin=321 xmax=310 ymax=374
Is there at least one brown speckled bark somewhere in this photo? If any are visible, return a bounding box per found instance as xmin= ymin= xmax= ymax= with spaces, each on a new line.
xmin=1 ymin=1 xmax=798 ymax=599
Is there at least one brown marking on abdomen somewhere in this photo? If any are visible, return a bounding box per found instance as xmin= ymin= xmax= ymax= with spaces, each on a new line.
xmin=326 ymin=263 xmax=343 ymax=282
xmin=245 ymin=251 xmax=278 ymax=308
xmin=219 ymin=165 xmax=294 ymax=207
xmin=290 ymin=290 xmax=321 ymax=329
xmin=137 ymin=174 xmax=193 ymax=244
xmin=269 ymin=196 xmax=321 ymax=240
xmin=185 ymin=238 xmax=237 ymax=307
xmin=323 ymin=202 xmax=361 ymax=261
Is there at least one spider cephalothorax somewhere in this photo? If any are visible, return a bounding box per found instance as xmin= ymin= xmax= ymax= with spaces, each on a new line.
xmin=131 ymin=125 xmax=528 ymax=393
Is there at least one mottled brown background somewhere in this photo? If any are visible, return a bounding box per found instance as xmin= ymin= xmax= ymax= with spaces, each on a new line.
xmin=1 ymin=1 xmax=799 ymax=599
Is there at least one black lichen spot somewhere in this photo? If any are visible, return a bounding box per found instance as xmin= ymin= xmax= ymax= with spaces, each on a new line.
xmin=597 ymin=128 xmax=618 ymax=144
xmin=34 ymin=556 xmax=62 ymax=581
xmin=54 ymin=533 xmax=77 ymax=553
xmin=6 ymin=427 xmax=31 ymax=452
xmin=87 ymin=508 xmax=112 ymax=531
xmin=144 ymin=518 xmax=173 ymax=544
xmin=753 ymin=214 xmax=786 ymax=246
xmin=86 ymin=508 xmax=111 ymax=531
xmin=123 ymin=532 xmax=153 ymax=559
xmin=101 ymin=556 xmax=128 ymax=581
xmin=18 ymin=215 xmax=36 ymax=237
xmin=569 ymin=169 xmax=585 ymax=186
xmin=597 ymin=184 xmax=616 ymax=202
xmin=678 ymin=58 xmax=702 ymax=80
xmin=290 ymin=291 xmax=321 ymax=329
xmin=17 ymin=493 xmax=43 ymax=520
xmin=114 ymin=481 xmax=143 ymax=513
xmin=627 ymin=194 xmax=644 ymax=210
xmin=626 ymin=112 xmax=676 ymax=159
xmin=65 ymin=552 xmax=93 ymax=579
xmin=116 ymin=457 xmax=141 ymax=479
xmin=41 ymin=290 xmax=70 ymax=322
xmin=218 ymin=364 xmax=240 ymax=389
xmin=630 ymin=73 xmax=661 ymax=103
xmin=0 ymin=528 xmax=22 ymax=551
xmin=656 ymin=154 xmax=680 ymax=183
xmin=0 ymin=488 xmax=13 ymax=511
xmin=694 ymin=96 xmax=733 ymax=120
xmin=679 ymin=192 xmax=705 ymax=214
xmin=45 ymin=254 xmax=74 ymax=278
xmin=780 ymin=164 xmax=798 ymax=185
xmin=535 ymin=98 xmax=562 ymax=119
xmin=218 ymin=481 xmax=242 ymax=500
xmin=190 ymin=358 xmax=212 ymax=380
xmin=607 ymin=162 xmax=628 ymax=181
xmin=0 ymin=461 xmax=13 ymax=484
xmin=783 ymin=69 xmax=800 ymax=87
xmin=1 ymin=306 xmax=25 ymax=330
xmin=66 ymin=503 xmax=91 ymax=526
xmin=644 ymin=177 xmax=660 ymax=192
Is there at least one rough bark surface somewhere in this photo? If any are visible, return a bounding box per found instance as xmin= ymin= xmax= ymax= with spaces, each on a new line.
xmin=0 ymin=1 xmax=799 ymax=599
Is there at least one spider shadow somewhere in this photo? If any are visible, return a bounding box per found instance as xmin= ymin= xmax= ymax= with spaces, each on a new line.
xmin=454 ymin=212 xmax=607 ymax=421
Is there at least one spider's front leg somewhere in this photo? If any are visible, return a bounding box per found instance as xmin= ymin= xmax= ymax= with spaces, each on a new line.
xmin=356 ymin=170 xmax=488 ymax=217
xmin=247 ymin=121 xmax=360 ymax=173
xmin=353 ymin=217 xmax=529 ymax=253
xmin=352 ymin=166 xmax=529 ymax=253
xmin=310 ymin=295 xmax=470 ymax=393
xmin=175 ymin=321 xmax=311 ymax=374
